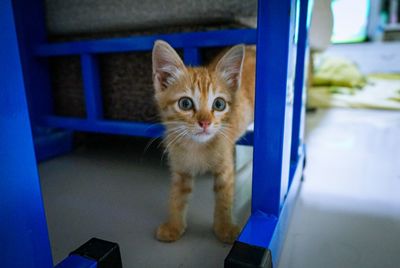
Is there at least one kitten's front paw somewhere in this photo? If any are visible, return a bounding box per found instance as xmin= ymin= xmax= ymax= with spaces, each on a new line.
xmin=214 ymin=224 xmax=241 ymax=244
xmin=156 ymin=222 xmax=185 ymax=242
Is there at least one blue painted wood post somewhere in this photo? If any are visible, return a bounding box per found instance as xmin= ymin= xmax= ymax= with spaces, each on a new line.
xmin=291 ymin=0 xmax=313 ymax=165
xmin=13 ymin=0 xmax=74 ymax=161
xmin=36 ymin=29 xmax=257 ymax=56
xmin=81 ymin=54 xmax=104 ymax=120
xmin=0 ymin=0 xmax=53 ymax=267
xmin=251 ymin=0 xmax=299 ymax=217
xmin=231 ymin=1 xmax=308 ymax=265
xmin=183 ymin=47 xmax=201 ymax=66
xmin=12 ymin=0 xmax=53 ymax=123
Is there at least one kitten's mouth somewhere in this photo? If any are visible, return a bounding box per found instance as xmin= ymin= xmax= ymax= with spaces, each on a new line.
xmin=195 ymin=130 xmax=210 ymax=135
xmin=191 ymin=129 xmax=215 ymax=143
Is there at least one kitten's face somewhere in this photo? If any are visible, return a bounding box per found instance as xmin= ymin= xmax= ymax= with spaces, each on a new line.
xmin=155 ymin=69 xmax=231 ymax=143
xmin=152 ymin=41 xmax=244 ymax=144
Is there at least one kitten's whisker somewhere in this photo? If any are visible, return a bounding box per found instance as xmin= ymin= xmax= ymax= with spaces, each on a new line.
xmin=165 ymin=126 xmax=186 ymax=135
xmin=221 ymin=125 xmax=244 ymax=142
xmin=162 ymin=121 xmax=182 ymax=126
xmin=161 ymin=129 xmax=189 ymax=161
xmin=142 ymin=137 xmax=161 ymax=155
xmin=154 ymin=121 xmax=183 ymax=131
xmin=173 ymin=130 xmax=189 ymax=148
xmin=220 ymin=126 xmax=234 ymax=134
xmin=224 ymin=125 xmax=249 ymax=143
xmin=220 ymin=122 xmax=234 ymax=129
xmin=165 ymin=127 xmax=188 ymax=152
xmin=144 ymin=122 xmax=168 ymax=131
xmin=163 ymin=127 xmax=186 ymax=143
xmin=220 ymin=126 xmax=235 ymax=137
xmin=218 ymin=129 xmax=235 ymax=145
xmin=221 ymin=125 xmax=235 ymax=133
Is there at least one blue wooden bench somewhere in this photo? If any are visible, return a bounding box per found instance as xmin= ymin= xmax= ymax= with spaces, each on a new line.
xmin=0 ymin=0 xmax=311 ymax=267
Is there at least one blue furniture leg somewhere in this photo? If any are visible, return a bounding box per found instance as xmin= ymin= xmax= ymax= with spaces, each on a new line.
xmin=81 ymin=54 xmax=104 ymax=120
xmin=291 ymin=0 xmax=313 ymax=168
xmin=250 ymin=0 xmax=298 ymax=219
xmin=226 ymin=0 xmax=310 ymax=267
xmin=33 ymin=127 xmax=74 ymax=162
xmin=184 ymin=47 xmax=201 ymax=66
xmin=1 ymin=4 xmax=124 ymax=268
xmin=0 ymin=1 xmax=53 ymax=267
xmin=13 ymin=0 xmax=74 ymax=162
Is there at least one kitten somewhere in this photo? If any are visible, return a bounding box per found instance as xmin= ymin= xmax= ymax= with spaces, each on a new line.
xmin=152 ymin=40 xmax=255 ymax=243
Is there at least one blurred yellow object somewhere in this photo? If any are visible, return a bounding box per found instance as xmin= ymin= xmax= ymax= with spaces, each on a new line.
xmin=313 ymin=57 xmax=367 ymax=88
xmin=308 ymin=77 xmax=400 ymax=110
xmin=368 ymin=73 xmax=400 ymax=80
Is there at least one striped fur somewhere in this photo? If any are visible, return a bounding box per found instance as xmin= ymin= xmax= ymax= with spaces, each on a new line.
xmin=152 ymin=40 xmax=255 ymax=243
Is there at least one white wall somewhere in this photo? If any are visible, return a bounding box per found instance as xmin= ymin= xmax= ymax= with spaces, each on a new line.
xmin=324 ymin=42 xmax=400 ymax=74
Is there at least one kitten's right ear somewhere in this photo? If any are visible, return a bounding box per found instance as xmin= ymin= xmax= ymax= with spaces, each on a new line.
xmin=215 ymin=45 xmax=245 ymax=91
xmin=152 ymin=40 xmax=186 ymax=92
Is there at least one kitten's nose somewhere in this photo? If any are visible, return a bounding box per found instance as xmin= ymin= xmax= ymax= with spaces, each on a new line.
xmin=198 ymin=120 xmax=211 ymax=129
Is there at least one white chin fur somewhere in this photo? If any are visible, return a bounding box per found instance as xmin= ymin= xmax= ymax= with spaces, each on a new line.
xmin=191 ymin=133 xmax=215 ymax=143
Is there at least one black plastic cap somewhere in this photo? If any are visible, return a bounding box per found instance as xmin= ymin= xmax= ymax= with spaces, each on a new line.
xmin=225 ymin=241 xmax=273 ymax=268
xmin=70 ymin=237 xmax=122 ymax=268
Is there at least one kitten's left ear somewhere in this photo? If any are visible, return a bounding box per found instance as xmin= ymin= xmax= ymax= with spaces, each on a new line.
xmin=215 ymin=45 xmax=245 ymax=90
xmin=152 ymin=40 xmax=187 ymax=92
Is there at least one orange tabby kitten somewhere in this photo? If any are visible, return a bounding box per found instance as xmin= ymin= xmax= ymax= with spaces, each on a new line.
xmin=152 ymin=40 xmax=255 ymax=243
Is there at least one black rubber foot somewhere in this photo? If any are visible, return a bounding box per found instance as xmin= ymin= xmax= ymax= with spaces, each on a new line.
xmin=70 ymin=237 xmax=122 ymax=268
xmin=225 ymin=241 xmax=273 ymax=268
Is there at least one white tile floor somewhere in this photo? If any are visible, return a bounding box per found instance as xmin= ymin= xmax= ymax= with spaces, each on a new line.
xmin=39 ymin=136 xmax=239 ymax=267
xmin=39 ymin=108 xmax=400 ymax=267
xmin=279 ymin=109 xmax=400 ymax=268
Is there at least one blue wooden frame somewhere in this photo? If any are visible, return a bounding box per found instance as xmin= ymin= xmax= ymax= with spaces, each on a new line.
xmin=0 ymin=1 xmax=53 ymax=267
xmin=1 ymin=0 xmax=311 ymax=267
xmin=236 ymin=1 xmax=311 ymax=265
xmin=36 ymin=28 xmax=257 ymax=147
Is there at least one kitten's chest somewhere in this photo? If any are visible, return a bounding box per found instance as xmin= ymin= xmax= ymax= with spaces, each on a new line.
xmin=169 ymin=144 xmax=219 ymax=175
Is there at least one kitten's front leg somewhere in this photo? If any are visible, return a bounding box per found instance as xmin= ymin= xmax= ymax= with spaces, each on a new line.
xmin=213 ymin=163 xmax=240 ymax=244
xmin=156 ymin=171 xmax=193 ymax=242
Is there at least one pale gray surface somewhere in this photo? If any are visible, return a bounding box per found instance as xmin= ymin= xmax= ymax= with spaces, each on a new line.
xmin=39 ymin=108 xmax=400 ymax=267
xmin=278 ymin=109 xmax=400 ymax=268
xmin=323 ymin=42 xmax=400 ymax=74
xmin=39 ymin=139 xmax=252 ymax=267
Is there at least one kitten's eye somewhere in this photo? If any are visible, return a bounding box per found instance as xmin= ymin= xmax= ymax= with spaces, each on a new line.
xmin=178 ymin=97 xmax=194 ymax=111
xmin=213 ymin=97 xmax=226 ymax=111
